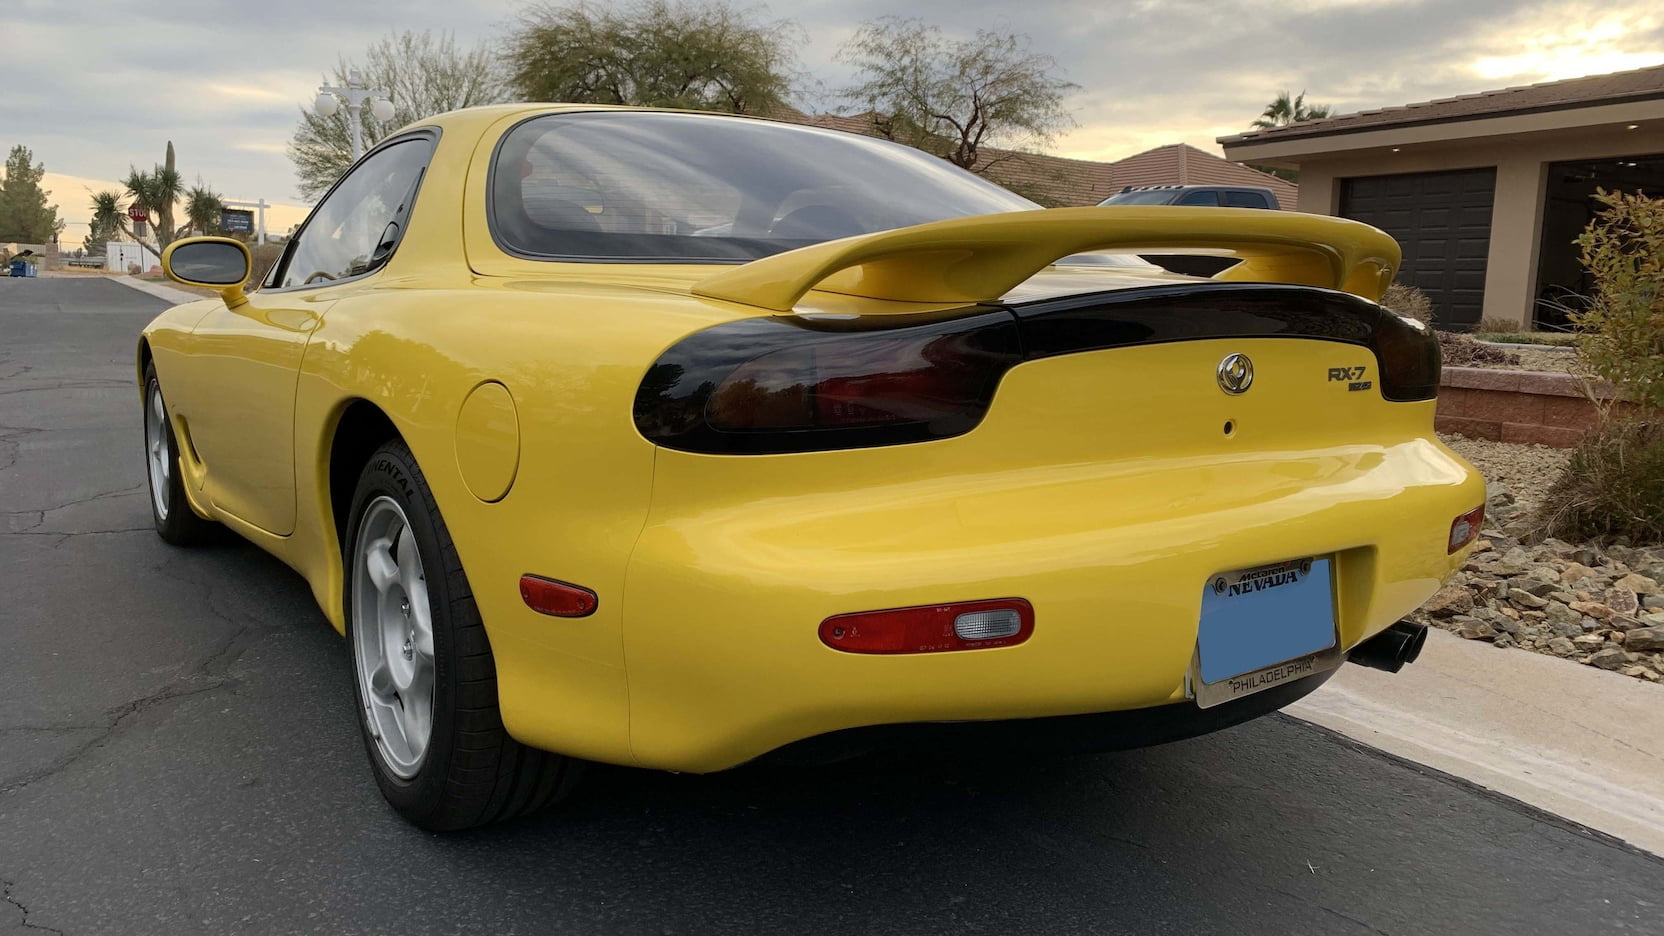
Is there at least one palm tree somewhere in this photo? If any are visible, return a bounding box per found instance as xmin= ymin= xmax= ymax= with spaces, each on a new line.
xmin=124 ymin=141 xmax=185 ymax=251
xmin=184 ymin=183 xmax=224 ymax=238
xmin=1251 ymin=90 xmax=1332 ymax=130
xmin=85 ymin=190 xmax=129 ymax=255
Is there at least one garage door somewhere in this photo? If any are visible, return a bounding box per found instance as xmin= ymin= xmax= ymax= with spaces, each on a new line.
xmin=1340 ymin=168 xmax=1496 ymax=328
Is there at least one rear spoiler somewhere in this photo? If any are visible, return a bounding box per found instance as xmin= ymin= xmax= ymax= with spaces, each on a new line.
xmin=692 ymin=206 xmax=1400 ymax=313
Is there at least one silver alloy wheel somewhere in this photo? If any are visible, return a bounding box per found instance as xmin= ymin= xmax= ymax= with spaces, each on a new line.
xmin=145 ymin=381 xmax=171 ymax=521
xmin=351 ymin=496 xmax=436 ymax=780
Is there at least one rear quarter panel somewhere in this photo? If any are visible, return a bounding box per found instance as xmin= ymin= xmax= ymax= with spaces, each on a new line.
xmin=292 ymin=280 xmax=745 ymax=765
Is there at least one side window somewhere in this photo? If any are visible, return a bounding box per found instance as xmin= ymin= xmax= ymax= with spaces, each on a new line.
xmin=1224 ymin=191 xmax=1272 ymax=209
xmin=278 ymin=137 xmax=434 ymax=289
xmin=1176 ymin=191 xmax=1221 ymax=206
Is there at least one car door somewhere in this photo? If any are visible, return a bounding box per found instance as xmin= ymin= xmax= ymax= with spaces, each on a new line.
xmin=176 ymin=134 xmax=435 ymax=535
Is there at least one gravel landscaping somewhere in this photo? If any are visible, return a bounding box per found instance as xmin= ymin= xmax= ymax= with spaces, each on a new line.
xmin=1409 ymin=434 xmax=1664 ymax=683
xmin=1438 ymin=433 xmax=1570 ymax=514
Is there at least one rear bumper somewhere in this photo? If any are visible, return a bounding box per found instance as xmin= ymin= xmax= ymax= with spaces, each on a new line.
xmin=751 ymin=666 xmax=1338 ymax=767
xmin=611 ymin=432 xmax=1482 ymax=773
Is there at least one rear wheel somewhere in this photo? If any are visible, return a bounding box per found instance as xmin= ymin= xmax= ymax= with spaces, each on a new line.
xmin=345 ymin=439 xmax=581 ymax=830
xmin=143 ymin=363 xmax=217 ymax=545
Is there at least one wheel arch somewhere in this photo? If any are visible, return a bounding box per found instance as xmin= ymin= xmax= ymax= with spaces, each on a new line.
xmin=326 ymin=398 xmax=403 ymax=550
xmin=136 ymin=337 xmax=153 ymax=395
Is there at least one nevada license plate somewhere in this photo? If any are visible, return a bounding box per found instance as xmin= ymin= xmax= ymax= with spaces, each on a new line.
xmin=1191 ymin=557 xmax=1341 ymax=709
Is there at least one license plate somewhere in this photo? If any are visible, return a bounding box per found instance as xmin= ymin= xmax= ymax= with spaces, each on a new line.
xmin=1190 ymin=557 xmax=1341 ymax=709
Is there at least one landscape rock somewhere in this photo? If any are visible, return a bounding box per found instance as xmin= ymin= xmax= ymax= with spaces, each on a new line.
xmin=1588 ymin=646 xmax=1631 ymax=670
xmin=1411 ymin=527 xmax=1664 ymax=683
xmin=1455 ymin=619 xmax=1498 ymax=640
xmin=1560 ymin=563 xmax=1601 ymax=586
xmin=1625 ymin=627 xmax=1664 ymax=651
xmin=1602 ymin=587 xmax=1641 ymax=617
xmin=1570 ymin=600 xmax=1614 ymax=620
xmin=1424 ymin=586 xmax=1474 ymax=617
xmin=1614 ymin=573 xmax=1659 ymax=596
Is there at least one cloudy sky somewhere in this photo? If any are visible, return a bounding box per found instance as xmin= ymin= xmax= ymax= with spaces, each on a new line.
xmin=7 ymin=0 xmax=1662 ymax=245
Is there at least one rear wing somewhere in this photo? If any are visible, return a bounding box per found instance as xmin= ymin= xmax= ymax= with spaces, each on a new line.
xmin=692 ymin=206 xmax=1400 ymax=313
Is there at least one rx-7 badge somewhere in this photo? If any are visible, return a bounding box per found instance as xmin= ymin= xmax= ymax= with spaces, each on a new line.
xmin=1327 ymin=366 xmax=1372 ymax=392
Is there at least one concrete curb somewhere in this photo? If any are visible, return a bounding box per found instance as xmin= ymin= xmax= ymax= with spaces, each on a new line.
xmin=1288 ymin=628 xmax=1664 ymax=857
xmin=107 ymin=275 xmax=203 ymax=307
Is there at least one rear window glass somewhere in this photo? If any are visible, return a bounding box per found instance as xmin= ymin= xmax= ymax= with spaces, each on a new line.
xmin=1224 ymin=191 xmax=1272 ymax=208
xmin=490 ymin=111 xmax=1040 ymax=262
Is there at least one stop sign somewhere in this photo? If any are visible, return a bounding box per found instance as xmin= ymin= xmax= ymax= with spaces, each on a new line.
xmin=128 ymin=204 xmax=148 ymax=222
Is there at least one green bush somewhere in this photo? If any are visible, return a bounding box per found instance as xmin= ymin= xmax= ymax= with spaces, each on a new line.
xmin=1536 ymin=190 xmax=1664 ymax=543
xmin=1539 ymin=418 xmax=1664 ymax=542
xmin=1571 ymin=190 xmax=1664 ymax=409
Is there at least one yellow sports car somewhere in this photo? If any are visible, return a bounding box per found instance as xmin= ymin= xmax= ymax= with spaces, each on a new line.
xmin=141 ymin=104 xmax=1483 ymax=830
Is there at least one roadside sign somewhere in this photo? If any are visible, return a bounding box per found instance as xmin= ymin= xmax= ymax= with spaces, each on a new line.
xmin=127 ymin=205 xmax=148 ymax=222
xmin=220 ymin=209 xmax=254 ymax=234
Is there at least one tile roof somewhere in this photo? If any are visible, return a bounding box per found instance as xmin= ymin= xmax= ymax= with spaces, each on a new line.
xmin=1220 ymin=64 xmax=1664 ymax=146
xmin=775 ymin=110 xmax=1295 ymax=208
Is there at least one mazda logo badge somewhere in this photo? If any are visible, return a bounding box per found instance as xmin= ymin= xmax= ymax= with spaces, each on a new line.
xmin=1217 ymin=353 xmax=1253 ymax=395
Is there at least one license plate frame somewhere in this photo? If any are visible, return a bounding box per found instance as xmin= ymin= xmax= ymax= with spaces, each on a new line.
xmin=1188 ymin=557 xmax=1343 ymax=709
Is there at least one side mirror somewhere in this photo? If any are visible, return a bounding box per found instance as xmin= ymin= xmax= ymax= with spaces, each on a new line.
xmin=161 ymin=237 xmax=252 ymax=309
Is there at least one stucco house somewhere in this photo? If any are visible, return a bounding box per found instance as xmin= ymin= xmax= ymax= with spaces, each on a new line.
xmin=1219 ymin=65 xmax=1664 ymax=330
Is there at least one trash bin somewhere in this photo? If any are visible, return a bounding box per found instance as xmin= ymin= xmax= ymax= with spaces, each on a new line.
xmin=8 ymin=260 xmax=36 ymax=277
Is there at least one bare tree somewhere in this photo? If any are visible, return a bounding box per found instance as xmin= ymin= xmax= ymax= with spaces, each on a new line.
xmin=505 ymin=0 xmax=801 ymax=115
xmin=838 ymin=18 xmax=1077 ymax=174
xmin=289 ymin=30 xmax=512 ymax=200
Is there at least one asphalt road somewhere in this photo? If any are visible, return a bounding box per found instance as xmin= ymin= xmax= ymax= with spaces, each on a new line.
xmin=2 ymin=275 xmax=1661 ymax=936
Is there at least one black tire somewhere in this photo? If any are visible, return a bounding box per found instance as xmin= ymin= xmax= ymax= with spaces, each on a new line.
xmin=343 ymin=438 xmax=582 ymax=831
xmin=143 ymin=362 xmax=218 ymax=546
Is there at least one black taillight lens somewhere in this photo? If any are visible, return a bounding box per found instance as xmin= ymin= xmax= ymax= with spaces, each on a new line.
xmin=1373 ymin=310 xmax=1440 ymax=402
xmin=634 ymin=309 xmax=1021 ymax=454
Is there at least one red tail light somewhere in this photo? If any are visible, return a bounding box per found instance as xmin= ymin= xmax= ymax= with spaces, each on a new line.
xmin=520 ymin=575 xmax=598 ymax=617
xmin=820 ymin=599 xmax=1034 ymax=654
xmin=1448 ymin=504 xmax=1484 ymax=553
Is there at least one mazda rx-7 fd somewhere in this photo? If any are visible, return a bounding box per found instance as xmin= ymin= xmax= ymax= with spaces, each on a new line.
xmin=140 ymin=104 xmax=1482 ymax=830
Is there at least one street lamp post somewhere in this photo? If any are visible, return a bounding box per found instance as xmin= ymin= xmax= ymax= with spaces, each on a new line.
xmin=314 ymin=69 xmax=396 ymax=160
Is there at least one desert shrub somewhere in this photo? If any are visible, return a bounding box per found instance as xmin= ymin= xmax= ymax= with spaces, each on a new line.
xmin=1380 ymin=281 xmax=1519 ymax=367
xmin=1539 ymin=417 xmax=1664 ymax=542
xmin=248 ymin=242 xmax=285 ymax=285
xmin=1381 ymin=282 xmax=1434 ymax=324
xmin=1474 ymin=316 xmax=1527 ymax=334
xmin=127 ymin=263 xmax=141 ymax=275
xmin=1570 ymin=190 xmax=1664 ymax=408
xmin=1437 ymin=331 xmax=1520 ymax=367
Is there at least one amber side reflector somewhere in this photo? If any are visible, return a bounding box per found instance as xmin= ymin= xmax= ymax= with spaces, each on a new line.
xmin=520 ymin=575 xmax=598 ymax=617
xmin=1448 ymin=504 xmax=1485 ymax=554
xmin=820 ymin=598 xmax=1034 ymax=654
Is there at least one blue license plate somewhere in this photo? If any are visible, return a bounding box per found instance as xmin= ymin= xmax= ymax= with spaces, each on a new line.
xmin=1197 ymin=558 xmax=1337 ymax=685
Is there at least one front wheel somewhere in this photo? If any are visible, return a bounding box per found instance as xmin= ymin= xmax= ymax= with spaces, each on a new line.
xmin=344 ymin=439 xmax=581 ymax=830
